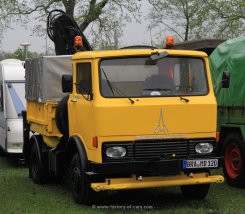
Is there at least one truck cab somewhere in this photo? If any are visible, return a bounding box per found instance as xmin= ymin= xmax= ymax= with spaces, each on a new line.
xmin=69 ymin=49 xmax=216 ymax=161
xmin=24 ymin=48 xmax=223 ymax=204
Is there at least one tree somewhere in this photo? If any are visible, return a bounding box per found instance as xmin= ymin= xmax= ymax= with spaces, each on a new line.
xmin=207 ymin=0 xmax=245 ymax=39
xmin=148 ymin=0 xmax=209 ymax=43
xmin=209 ymin=0 xmax=245 ymax=20
xmin=147 ymin=0 xmax=245 ymax=43
xmin=4 ymin=0 xmax=141 ymax=49
xmin=0 ymin=0 xmax=17 ymax=38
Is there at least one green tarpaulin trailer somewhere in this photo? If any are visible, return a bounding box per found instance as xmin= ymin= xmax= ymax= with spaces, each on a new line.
xmin=209 ymin=36 xmax=245 ymax=187
xmin=174 ymin=37 xmax=245 ymax=187
xmin=210 ymin=37 xmax=245 ymax=106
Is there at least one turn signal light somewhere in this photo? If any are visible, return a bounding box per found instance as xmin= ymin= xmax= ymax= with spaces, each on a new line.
xmin=216 ymin=132 xmax=220 ymax=143
xmin=92 ymin=136 xmax=98 ymax=148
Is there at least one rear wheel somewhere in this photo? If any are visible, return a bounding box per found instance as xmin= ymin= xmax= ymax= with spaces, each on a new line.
xmin=29 ymin=136 xmax=49 ymax=184
xmin=222 ymin=133 xmax=245 ymax=187
xmin=180 ymin=184 xmax=210 ymax=199
xmin=70 ymin=153 xmax=94 ymax=204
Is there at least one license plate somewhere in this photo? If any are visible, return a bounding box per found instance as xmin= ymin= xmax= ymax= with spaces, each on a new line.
xmin=183 ymin=159 xmax=218 ymax=169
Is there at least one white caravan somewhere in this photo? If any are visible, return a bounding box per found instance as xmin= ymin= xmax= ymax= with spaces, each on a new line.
xmin=0 ymin=59 xmax=25 ymax=153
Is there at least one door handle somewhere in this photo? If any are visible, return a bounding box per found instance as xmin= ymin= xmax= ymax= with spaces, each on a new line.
xmin=70 ymin=99 xmax=77 ymax=103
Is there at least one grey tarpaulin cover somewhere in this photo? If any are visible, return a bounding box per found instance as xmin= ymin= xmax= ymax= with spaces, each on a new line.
xmin=25 ymin=55 xmax=72 ymax=103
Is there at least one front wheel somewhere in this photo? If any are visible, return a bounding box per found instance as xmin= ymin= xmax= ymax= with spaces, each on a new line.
xmin=180 ymin=184 xmax=210 ymax=199
xmin=69 ymin=153 xmax=94 ymax=204
xmin=222 ymin=133 xmax=245 ymax=187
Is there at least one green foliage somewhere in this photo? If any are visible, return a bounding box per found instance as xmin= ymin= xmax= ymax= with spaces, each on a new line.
xmin=207 ymin=0 xmax=245 ymax=39
xmin=0 ymin=0 xmax=141 ymax=49
xmin=147 ymin=0 xmax=245 ymax=43
xmin=148 ymin=0 xmax=210 ymax=42
xmin=0 ymin=0 xmax=26 ymax=39
xmin=0 ymin=0 xmax=13 ymax=36
xmin=0 ymin=48 xmax=42 ymax=61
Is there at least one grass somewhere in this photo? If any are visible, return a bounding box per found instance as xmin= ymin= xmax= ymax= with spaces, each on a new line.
xmin=1 ymin=155 xmax=245 ymax=214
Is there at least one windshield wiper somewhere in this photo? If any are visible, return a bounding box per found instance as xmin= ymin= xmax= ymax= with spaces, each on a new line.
xmin=143 ymin=88 xmax=189 ymax=103
xmin=101 ymin=68 xmax=115 ymax=95
xmin=110 ymin=84 xmax=135 ymax=104
xmin=101 ymin=68 xmax=135 ymax=104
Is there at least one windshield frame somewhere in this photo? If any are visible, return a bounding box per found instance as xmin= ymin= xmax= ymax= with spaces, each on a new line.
xmin=99 ymin=55 xmax=209 ymax=99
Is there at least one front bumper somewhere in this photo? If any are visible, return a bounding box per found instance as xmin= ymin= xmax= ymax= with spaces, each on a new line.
xmin=89 ymin=157 xmax=223 ymax=176
xmin=91 ymin=172 xmax=224 ymax=192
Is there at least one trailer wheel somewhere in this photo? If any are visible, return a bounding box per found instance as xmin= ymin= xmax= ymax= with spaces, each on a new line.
xmin=69 ymin=153 xmax=94 ymax=204
xmin=222 ymin=133 xmax=245 ymax=187
xmin=180 ymin=184 xmax=210 ymax=199
xmin=29 ymin=136 xmax=49 ymax=184
xmin=55 ymin=95 xmax=69 ymax=137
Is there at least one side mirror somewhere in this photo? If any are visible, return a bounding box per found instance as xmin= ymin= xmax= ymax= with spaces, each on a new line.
xmin=221 ymin=71 xmax=230 ymax=88
xmin=62 ymin=75 xmax=72 ymax=93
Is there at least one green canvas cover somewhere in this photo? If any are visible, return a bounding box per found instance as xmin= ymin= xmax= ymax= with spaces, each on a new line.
xmin=209 ymin=37 xmax=245 ymax=106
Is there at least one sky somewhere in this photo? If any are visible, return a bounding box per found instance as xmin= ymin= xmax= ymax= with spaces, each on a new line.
xmin=0 ymin=1 xmax=153 ymax=53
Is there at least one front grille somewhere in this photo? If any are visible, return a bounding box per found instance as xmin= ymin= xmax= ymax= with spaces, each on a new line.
xmin=102 ymin=138 xmax=216 ymax=162
xmin=134 ymin=139 xmax=188 ymax=160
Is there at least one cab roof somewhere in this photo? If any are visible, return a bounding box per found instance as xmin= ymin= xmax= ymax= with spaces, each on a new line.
xmin=72 ymin=49 xmax=208 ymax=60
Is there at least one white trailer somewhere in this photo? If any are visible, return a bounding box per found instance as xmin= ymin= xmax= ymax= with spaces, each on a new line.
xmin=0 ymin=59 xmax=25 ymax=154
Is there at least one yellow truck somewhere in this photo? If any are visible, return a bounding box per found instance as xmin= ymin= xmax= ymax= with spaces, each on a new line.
xmin=22 ymin=48 xmax=224 ymax=204
xmin=22 ymin=10 xmax=223 ymax=204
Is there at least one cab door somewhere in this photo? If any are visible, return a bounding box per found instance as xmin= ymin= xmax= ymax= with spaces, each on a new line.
xmin=68 ymin=61 xmax=94 ymax=150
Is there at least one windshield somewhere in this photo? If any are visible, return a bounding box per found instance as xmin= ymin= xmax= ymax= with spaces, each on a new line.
xmin=99 ymin=56 xmax=208 ymax=98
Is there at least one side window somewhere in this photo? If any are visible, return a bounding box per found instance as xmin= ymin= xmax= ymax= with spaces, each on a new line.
xmin=0 ymin=84 xmax=3 ymax=111
xmin=76 ymin=63 xmax=92 ymax=94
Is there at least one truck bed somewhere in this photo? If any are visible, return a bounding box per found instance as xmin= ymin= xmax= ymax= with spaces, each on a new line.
xmin=27 ymin=100 xmax=62 ymax=137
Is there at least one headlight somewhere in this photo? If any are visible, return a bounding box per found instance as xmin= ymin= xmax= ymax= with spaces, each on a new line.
xmin=195 ymin=143 xmax=214 ymax=154
xmin=106 ymin=146 xmax=126 ymax=158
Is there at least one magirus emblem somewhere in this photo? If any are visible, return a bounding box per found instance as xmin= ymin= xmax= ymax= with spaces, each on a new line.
xmin=154 ymin=108 xmax=169 ymax=133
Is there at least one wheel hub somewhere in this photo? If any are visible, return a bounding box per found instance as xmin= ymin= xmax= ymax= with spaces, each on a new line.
xmin=225 ymin=143 xmax=242 ymax=179
xmin=232 ymin=157 xmax=239 ymax=165
xmin=72 ymin=167 xmax=81 ymax=186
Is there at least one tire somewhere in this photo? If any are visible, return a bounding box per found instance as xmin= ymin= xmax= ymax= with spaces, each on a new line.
xmin=55 ymin=95 xmax=69 ymax=137
xmin=180 ymin=184 xmax=210 ymax=199
xmin=0 ymin=146 xmax=6 ymax=157
xmin=69 ymin=153 xmax=94 ymax=204
xmin=222 ymin=133 xmax=245 ymax=187
xmin=29 ymin=136 xmax=49 ymax=184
